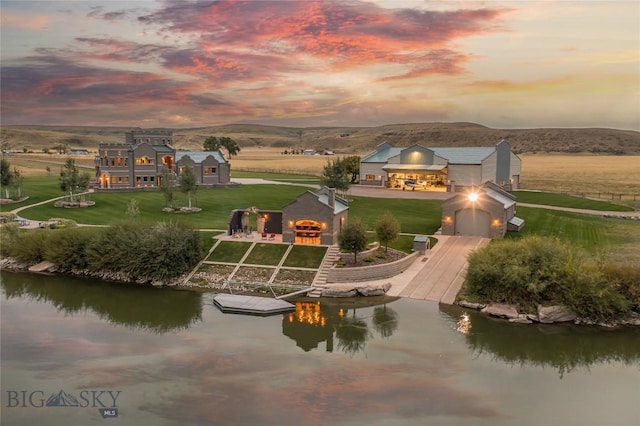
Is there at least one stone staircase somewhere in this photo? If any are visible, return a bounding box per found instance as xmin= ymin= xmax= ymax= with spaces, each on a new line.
xmin=308 ymin=245 xmax=340 ymax=298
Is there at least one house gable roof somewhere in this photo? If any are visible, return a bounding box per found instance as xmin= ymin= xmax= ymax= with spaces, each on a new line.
xmin=283 ymin=187 xmax=349 ymax=215
xmin=176 ymin=150 xmax=227 ymax=164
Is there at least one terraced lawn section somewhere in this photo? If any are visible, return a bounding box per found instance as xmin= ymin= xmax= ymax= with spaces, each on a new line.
xmin=207 ymin=241 xmax=252 ymax=262
xmin=273 ymin=269 xmax=317 ymax=285
xmin=512 ymin=191 xmax=633 ymax=211
xmin=244 ymin=243 xmax=289 ymax=265
xmin=282 ymin=245 xmax=327 ymax=268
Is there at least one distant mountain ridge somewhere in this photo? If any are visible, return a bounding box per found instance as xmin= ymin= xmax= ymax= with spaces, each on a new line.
xmin=1 ymin=122 xmax=638 ymax=155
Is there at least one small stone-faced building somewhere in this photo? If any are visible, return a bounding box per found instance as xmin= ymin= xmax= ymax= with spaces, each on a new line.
xmin=441 ymin=182 xmax=524 ymax=238
xmin=176 ymin=151 xmax=230 ymax=186
xmin=282 ymin=187 xmax=349 ymax=245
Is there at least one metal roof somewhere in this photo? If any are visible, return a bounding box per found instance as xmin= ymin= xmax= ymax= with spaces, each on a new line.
xmin=508 ymin=216 xmax=525 ymax=227
xmin=317 ymin=194 xmax=349 ymax=214
xmin=361 ymin=145 xmax=403 ymax=163
xmin=176 ymin=150 xmax=227 ymax=163
xmin=430 ymin=147 xmax=495 ymax=164
xmin=362 ymin=145 xmax=497 ymax=165
xmin=485 ymin=187 xmax=516 ymax=208
xmin=382 ymin=164 xmax=446 ymax=171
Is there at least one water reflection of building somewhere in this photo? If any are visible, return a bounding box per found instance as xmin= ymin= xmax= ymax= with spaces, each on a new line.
xmin=282 ymin=302 xmax=345 ymax=352
xmin=282 ymin=300 xmax=399 ymax=354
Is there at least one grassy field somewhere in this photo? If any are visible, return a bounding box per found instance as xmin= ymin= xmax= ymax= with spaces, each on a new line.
xmin=512 ymin=191 xmax=633 ymax=211
xmin=3 ymin=163 xmax=639 ymax=264
xmin=510 ymin=207 xmax=640 ymax=264
xmin=4 ymin=151 xmax=640 ymax=197
xmin=518 ymin=154 xmax=640 ymax=195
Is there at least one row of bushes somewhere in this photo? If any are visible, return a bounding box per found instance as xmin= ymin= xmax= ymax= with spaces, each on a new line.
xmin=462 ymin=236 xmax=640 ymax=322
xmin=1 ymin=220 xmax=204 ymax=282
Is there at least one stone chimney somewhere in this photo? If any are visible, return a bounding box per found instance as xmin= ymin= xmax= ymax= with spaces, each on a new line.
xmin=328 ymin=188 xmax=335 ymax=208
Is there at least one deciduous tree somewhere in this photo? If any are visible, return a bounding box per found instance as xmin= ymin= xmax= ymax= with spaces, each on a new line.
xmin=59 ymin=158 xmax=90 ymax=202
xmin=180 ymin=166 xmax=197 ymax=208
xmin=343 ymin=155 xmax=361 ymax=183
xmin=375 ymin=211 xmax=400 ymax=253
xmin=203 ymin=136 xmax=221 ymax=151
xmin=320 ymin=158 xmax=350 ymax=195
xmin=0 ymin=158 xmax=12 ymax=199
xmin=338 ymin=220 xmax=368 ymax=264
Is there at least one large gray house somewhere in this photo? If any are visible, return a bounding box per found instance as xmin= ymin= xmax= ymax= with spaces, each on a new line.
xmin=95 ymin=129 xmax=230 ymax=189
xmin=360 ymin=140 xmax=521 ymax=192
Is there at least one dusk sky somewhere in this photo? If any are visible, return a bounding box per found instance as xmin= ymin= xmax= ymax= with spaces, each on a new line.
xmin=1 ymin=1 xmax=638 ymax=130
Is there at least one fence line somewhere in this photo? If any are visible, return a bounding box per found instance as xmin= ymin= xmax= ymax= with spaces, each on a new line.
xmin=561 ymin=192 xmax=639 ymax=201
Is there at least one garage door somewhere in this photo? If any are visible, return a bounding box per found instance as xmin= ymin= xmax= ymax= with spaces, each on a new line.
xmin=455 ymin=209 xmax=490 ymax=237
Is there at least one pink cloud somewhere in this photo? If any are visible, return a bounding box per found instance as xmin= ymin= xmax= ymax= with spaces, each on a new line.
xmin=1 ymin=12 xmax=50 ymax=30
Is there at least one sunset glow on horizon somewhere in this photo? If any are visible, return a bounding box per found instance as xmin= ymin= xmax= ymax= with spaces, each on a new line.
xmin=1 ymin=1 xmax=638 ymax=130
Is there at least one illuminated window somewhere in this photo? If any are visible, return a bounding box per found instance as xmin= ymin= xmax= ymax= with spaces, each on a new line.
xmin=135 ymin=156 xmax=154 ymax=165
xmin=204 ymin=167 xmax=217 ymax=174
xmin=366 ymin=174 xmax=375 ymax=181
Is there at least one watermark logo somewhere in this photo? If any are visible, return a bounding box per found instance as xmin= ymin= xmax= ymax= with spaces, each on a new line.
xmin=6 ymin=389 xmax=120 ymax=419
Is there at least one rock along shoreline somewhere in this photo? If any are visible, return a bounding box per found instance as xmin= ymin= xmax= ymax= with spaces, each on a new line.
xmin=457 ymin=300 xmax=640 ymax=328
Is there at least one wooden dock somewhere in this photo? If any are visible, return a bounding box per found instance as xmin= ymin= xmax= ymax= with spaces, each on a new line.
xmin=213 ymin=293 xmax=295 ymax=316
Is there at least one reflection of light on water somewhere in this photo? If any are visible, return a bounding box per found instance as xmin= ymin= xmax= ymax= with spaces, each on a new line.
xmin=286 ymin=302 xmax=327 ymax=327
xmin=456 ymin=312 xmax=471 ymax=334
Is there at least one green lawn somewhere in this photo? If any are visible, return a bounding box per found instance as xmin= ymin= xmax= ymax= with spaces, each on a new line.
xmin=244 ymin=243 xmax=290 ymax=265
xmin=512 ymin=191 xmax=633 ymax=211
xmin=282 ymin=245 xmax=327 ymax=268
xmin=18 ymin=184 xmax=311 ymax=228
xmin=349 ymin=196 xmax=442 ymax=235
xmin=207 ymin=241 xmax=252 ymax=262
xmin=509 ymin=207 xmax=640 ymax=255
xmin=0 ymin=175 xmax=61 ymax=212
xmin=6 ymin=176 xmax=639 ymax=263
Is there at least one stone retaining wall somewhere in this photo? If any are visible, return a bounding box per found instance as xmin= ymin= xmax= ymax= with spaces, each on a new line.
xmin=327 ymin=251 xmax=418 ymax=283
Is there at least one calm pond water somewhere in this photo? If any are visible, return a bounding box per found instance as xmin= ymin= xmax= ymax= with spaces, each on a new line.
xmin=1 ymin=271 xmax=639 ymax=426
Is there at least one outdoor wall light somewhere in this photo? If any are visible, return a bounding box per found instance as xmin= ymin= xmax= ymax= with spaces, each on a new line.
xmin=468 ymin=192 xmax=479 ymax=202
xmin=288 ymin=221 xmax=293 ymax=228
xmin=444 ymin=216 xmax=452 ymax=223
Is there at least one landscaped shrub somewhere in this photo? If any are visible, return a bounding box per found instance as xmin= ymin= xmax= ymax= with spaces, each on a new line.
xmin=600 ymin=263 xmax=640 ymax=312
xmin=85 ymin=220 xmax=203 ymax=281
xmin=3 ymin=219 xmax=203 ymax=282
xmin=43 ymin=227 xmax=100 ymax=270
xmin=463 ymin=235 xmax=635 ymax=321
xmin=7 ymin=229 xmax=51 ymax=263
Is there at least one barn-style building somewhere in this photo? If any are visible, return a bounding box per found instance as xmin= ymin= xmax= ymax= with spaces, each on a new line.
xmin=360 ymin=140 xmax=521 ymax=192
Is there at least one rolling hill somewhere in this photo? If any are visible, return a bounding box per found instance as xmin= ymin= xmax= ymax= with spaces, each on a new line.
xmin=1 ymin=122 xmax=638 ymax=155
